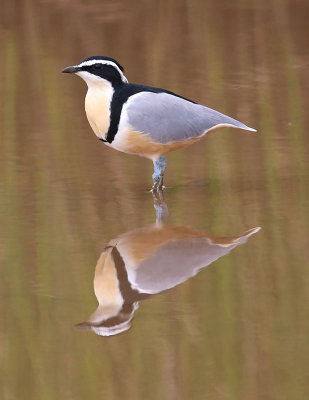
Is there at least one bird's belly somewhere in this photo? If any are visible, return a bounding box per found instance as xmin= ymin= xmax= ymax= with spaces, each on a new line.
xmin=111 ymin=126 xmax=200 ymax=160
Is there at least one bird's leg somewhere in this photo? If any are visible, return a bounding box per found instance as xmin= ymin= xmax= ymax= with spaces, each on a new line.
xmin=158 ymin=156 xmax=166 ymax=188
xmin=152 ymin=159 xmax=161 ymax=191
xmin=151 ymin=156 xmax=166 ymax=191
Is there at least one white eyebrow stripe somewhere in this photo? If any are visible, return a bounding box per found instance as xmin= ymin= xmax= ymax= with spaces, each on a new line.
xmin=77 ymin=59 xmax=128 ymax=83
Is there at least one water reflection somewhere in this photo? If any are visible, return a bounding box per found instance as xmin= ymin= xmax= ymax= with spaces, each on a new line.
xmin=77 ymin=196 xmax=260 ymax=336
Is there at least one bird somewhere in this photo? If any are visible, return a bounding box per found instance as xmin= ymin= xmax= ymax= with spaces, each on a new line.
xmin=62 ymin=56 xmax=256 ymax=191
xmin=76 ymin=223 xmax=260 ymax=336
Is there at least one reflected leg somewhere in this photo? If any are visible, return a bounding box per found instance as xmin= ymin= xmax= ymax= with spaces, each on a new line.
xmin=152 ymin=189 xmax=168 ymax=223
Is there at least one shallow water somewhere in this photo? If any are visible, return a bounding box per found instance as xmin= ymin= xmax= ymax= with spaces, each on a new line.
xmin=0 ymin=0 xmax=309 ymax=399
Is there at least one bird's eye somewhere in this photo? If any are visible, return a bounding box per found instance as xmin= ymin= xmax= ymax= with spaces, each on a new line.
xmin=93 ymin=64 xmax=102 ymax=70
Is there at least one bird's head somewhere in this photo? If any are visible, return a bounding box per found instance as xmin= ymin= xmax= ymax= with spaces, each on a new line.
xmin=62 ymin=56 xmax=128 ymax=88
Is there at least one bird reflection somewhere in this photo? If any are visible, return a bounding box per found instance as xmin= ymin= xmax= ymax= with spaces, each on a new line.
xmin=77 ymin=195 xmax=260 ymax=336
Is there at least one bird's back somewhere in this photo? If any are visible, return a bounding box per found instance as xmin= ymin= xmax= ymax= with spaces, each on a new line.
xmin=112 ymin=83 xmax=256 ymax=147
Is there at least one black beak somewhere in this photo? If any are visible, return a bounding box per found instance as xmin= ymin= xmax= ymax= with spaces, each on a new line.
xmin=61 ymin=65 xmax=79 ymax=73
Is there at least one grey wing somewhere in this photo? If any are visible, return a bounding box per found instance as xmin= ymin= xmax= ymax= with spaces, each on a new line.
xmin=126 ymin=91 xmax=256 ymax=144
xmin=128 ymin=236 xmax=244 ymax=294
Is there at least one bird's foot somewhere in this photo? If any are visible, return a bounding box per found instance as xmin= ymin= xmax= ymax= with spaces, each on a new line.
xmin=150 ymin=185 xmax=166 ymax=192
xmin=151 ymin=173 xmax=165 ymax=192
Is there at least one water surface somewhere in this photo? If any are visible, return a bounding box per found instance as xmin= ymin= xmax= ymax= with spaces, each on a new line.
xmin=0 ymin=0 xmax=308 ymax=399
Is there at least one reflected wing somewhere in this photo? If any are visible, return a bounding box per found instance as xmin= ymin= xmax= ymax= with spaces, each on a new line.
xmin=126 ymin=91 xmax=255 ymax=144
xmin=127 ymin=227 xmax=260 ymax=294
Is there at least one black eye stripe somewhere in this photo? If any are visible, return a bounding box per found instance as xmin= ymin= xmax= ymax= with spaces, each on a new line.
xmin=78 ymin=62 xmax=126 ymax=88
xmin=79 ymin=62 xmax=123 ymax=73
xmin=91 ymin=64 xmax=114 ymax=71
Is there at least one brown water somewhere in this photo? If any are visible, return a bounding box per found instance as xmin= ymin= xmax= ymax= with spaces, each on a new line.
xmin=1 ymin=0 xmax=309 ymax=399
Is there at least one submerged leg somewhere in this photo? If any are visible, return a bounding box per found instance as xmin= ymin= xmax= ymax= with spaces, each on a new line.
xmin=151 ymin=156 xmax=166 ymax=191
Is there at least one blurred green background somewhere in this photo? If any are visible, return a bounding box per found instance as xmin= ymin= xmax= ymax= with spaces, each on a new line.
xmin=0 ymin=0 xmax=308 ymax=399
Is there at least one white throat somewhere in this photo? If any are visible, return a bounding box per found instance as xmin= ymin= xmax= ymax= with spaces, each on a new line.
xmin=76 ymin=70 xmax=113 ymax=91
